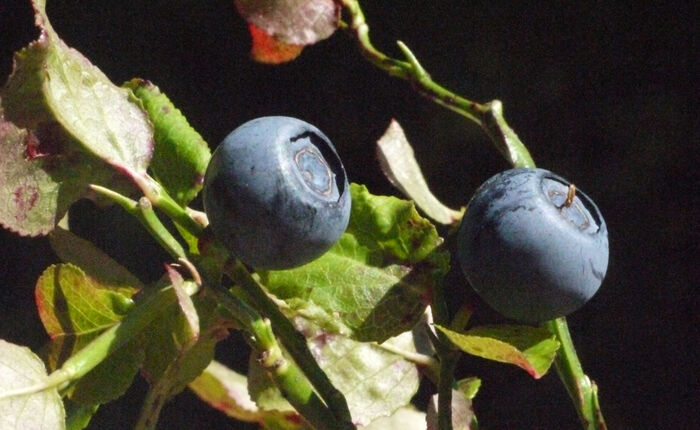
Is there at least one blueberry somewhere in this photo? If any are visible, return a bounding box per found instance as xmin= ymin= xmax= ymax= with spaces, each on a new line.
xmin=457 ymin=168 xmax=608 ymax=322
xmin=203 ymin=116 xmax=351 ymax=270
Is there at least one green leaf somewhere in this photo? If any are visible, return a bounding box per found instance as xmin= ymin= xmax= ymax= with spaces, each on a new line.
xmin=261 ymin=184 xmax=449 ymax=342
xmin=124 ymin=79 xmax=211 ymax=206
xmin=189 ymin=360 xmax=308 ymax=430
xmin=1 ymin=0 xmax=153 ymax=175
xmin=0 ymin=339 xmax=65 ymax=430
xmin=68 ymin=342 xmax=144 ymax=406
xmin=36 ymin=264 xmax=137 ymax=363
xmin=64 ymin=399 xmax=98 ymax=430
xmin=35 ymin=263 xmax=143 ymax=404
xmin=456 ymin=377 xmax=481 ymax=400
xmin=249 ymin=317 xmax=421 ymax=427
xmin=140 ymin=288 xmax=227 ymax=401
xmin=436 ymin=325 xmax=560 ymax=378
xmin=235 ymin=0 xmax=340 ymax=45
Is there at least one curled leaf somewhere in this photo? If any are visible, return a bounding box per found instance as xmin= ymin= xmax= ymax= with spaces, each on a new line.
xmin=377 ymin=119 xmax=463 ymax=225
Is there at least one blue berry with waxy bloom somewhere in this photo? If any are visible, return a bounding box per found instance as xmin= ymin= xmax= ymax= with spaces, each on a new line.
xmin=203 ymin=116 xmax=351 ymax=270
xmin=457 ymin=168 xmax=609 ymax=322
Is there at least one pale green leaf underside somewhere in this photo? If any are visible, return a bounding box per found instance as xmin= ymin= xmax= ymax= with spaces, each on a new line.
xmin=249 ymin=317 xmax=421 ymax=427
xmin=377 ymin=119 xmax=462 ymax=225
xmin=189 ymin=360 xmax=306 ymax=430
xmin=0 ymin=0 xmax=153 ymax=235
xmin=0 ymin=340 xmax=65 ymax=430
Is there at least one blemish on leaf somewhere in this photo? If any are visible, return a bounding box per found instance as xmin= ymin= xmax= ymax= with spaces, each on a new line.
xmin=13 ymin=185 xmax=40 ymax=221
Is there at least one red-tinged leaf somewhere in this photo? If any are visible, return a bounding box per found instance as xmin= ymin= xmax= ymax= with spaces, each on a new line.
xmin=0 ymin=117 xmax=103 ymax=236
xmin=189 ymin=360 xmax=308 ymax=430
xmin=0 ymin=0 xmax=154 ymax=236
xmin=35 ymin=263 xmax=138 ymax=372
xmin=436 ymin=325 xmax=560 ymax=378
xmin=248 ymin=23 xmax=304 ymax=64
xmin=36 ymin=264 xmax=136 ymax=341
xmin=3 ymin=0 xmax=153 ymax=174
xmin=141 ymin=291 xmax=227 ymax=401
xmin=235 ymin=0 xmax=339 ymax=45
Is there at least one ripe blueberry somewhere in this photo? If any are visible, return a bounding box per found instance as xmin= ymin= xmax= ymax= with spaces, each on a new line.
xmin=203 ymin=116 xmax=351 ymax=270
xmin=457 ymin=168 xmax=609 ymax=322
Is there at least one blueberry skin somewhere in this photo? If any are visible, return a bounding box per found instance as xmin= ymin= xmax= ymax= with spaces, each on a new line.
xmin=457 ymin=168 xmax=609 ymax=322
xmin=203 ymin=116 xmax=351 ymax=270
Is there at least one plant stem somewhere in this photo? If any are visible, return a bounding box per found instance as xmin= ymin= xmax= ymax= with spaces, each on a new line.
xmin=45 ymin=284 xmax=179 ymax=395
xmin=209 ymin=280 xmax=345 ymax=430
xmin=340 ymin=5 xmax=607 ymax=428
xmin=426 ymin=246 xmax=458 ymax=430
xmin=89 ymin=185 xmax=186 ymax=260
xmin=544 ymin=318 xmax=607 ymax=430
xmin=224 ymin=260 xmax=355 ymax=429
xmin=130 ymin=172 xmax=206 ymax=237
xmin=339 ymin=0 xmax=535 ymax=169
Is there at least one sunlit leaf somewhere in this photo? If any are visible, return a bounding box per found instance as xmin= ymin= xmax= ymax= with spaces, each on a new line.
xmin=436 ymin=325 xmax=560 ymax=378
xmin=35 ymin=263 xmax=143 ymax=404
xmin=249 ymin=317 xmax=421 ymax=427
xmin=189 ymin=360 xmax=307 ymax=430
xmin=261 ymin=184 xmax=448 ymax=342
xmin=0 ymin=0 xmax=154 ymax=235
xmin=0 ymin=115 xmax=101 ymax=236
xmin=2 ymin=0 xmax=152 ymax=173
xmin=125 ymin=79 xmax=210 ymax=205
xmin=0 ymin=340 xmax=65 ymax=430
xmin=36 ymin=264 xmax=136 ymax=351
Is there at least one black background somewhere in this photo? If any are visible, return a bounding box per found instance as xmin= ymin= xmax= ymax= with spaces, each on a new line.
xmin=0 ymin=1 xmax=696 ymax=429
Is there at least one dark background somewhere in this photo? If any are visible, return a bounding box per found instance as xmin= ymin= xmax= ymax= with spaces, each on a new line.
xmin=1 ymin=1 xmax=696 ymax=429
